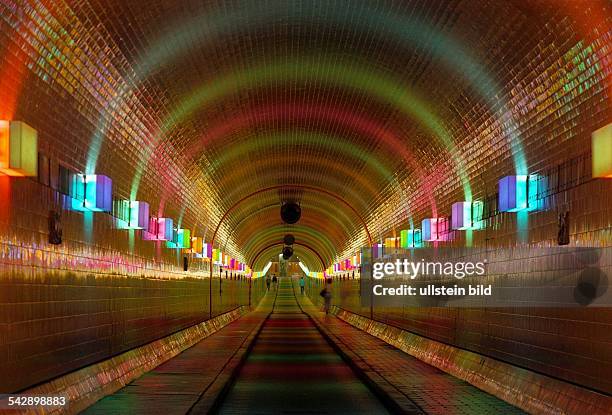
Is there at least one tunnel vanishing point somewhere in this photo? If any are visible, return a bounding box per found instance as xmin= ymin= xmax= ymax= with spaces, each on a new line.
xmin=0 ymin=1 xmax=611 ymax=414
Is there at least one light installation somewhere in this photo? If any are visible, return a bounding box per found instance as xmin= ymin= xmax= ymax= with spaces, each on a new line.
xmin=384 ymin=237 xmax=399 ymax=248
xmin=143 ymin=217 xmax=174 ymax=241
xmin=592 ymin=123 xmax=611 ymax=178
xmin=116 ymin=201 xmax=150 ymax=230
xmin=372 ymin=243 xmax=383 ymax=258
xmin=71 ymin=174 xmax=112 ymax=212
xmin=190 ymin=237 xmax=204 ymax=256
xmin=400 ymin=229 xmax=422 ymax=248
xmin=498 ymin=175 xmax=541 ymax=212
xmin=166 ymin=228 xmax=191 ymax=249
xmin=202 ymin=243 xmax=213 ymax=259
xmin=451 ymin=201 xmax=484 ymax=230
xmin=0 ymin=121 xmax=38 ymax=177
xmin=422 ymin=218 xmax=446 ymax=241
xmin=212 ymin=249 xmax=222 ymax=265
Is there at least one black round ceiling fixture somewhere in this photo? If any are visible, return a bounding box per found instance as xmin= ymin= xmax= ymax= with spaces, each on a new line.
xmin=283 ymin=234 xmax=295 ymax=245
xmin=282 ymin=246 xmax=294 ymax=260
xmin=281 ymin=202 xmax=301 ymax=224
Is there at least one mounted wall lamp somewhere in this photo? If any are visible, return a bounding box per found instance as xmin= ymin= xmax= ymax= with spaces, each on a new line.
xmin=592 ymin=123 xmax=611 ymax=178
xmin=191 ymin=236 xmax=204 ymax=256
xmin=142 ymin=217 xmax=174 ymax=241
xmin=117 ymin=201 xmax=150 ymax=230
xmin=71 ymin=174 xmax=112 ymax=212
xmin=167 ymin=228 xmax=191 ymax=249
xmin=202 ymin=243 xmax=213 ymax=259
xmin=0 ymin=120 xmax=38 ymax=177
xmin=451 ymin=201 xmax=484 ymax=230
xmin=372 ymin=243 xmax=383 ymax=258
xmin=422 ymin=218 xmax=447 ymax=241
xmin=498 ymin=175 xmax=541 ymax=212
xmin=400 ymin=229 xmax=422 ymax=248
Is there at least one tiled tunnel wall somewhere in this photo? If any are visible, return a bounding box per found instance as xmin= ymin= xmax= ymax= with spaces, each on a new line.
xmin=0 ymin=177 xmax=266 ymax=393
xmin=0 ymin=0 xmax=611 ymax=399
xmin=0 ymin=2 xmax=265 ymax=393
xmin=309 ymin=176 xmax=612 ymax=395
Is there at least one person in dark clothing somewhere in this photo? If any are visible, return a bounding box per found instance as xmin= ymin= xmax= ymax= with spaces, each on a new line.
xmin=320 ymin=278 xmax=332 ymax=314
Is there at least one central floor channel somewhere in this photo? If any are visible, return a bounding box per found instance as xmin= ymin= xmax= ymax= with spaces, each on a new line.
xmin=216 ymin=278 xmax=390 ymax=414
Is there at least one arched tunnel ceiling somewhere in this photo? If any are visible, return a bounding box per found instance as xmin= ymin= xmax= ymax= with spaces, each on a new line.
xmin=1 ymin=0 xmax=609 ymax=271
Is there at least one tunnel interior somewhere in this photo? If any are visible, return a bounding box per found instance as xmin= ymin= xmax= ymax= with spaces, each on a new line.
xmin=0 ymin=1 xmax=611 ymax=414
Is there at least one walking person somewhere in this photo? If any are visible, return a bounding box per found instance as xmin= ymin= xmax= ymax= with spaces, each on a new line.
xmin=299 ymin=276 xmax=305 ymax=294
xmin=272 ymin=274 xmax=278 ymax=289
xmin=266 ymin=275 xmax=271 ymax=291
xmin=320 ymin=278 xmax=333 ymax=314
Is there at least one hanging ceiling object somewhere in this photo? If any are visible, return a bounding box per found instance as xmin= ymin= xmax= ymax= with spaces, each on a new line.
xmin=282 ymin=245 xmax=294 ymax=259
xmin=281 ymin=202 xmax=301 ymax=224
xmin=283 ymin=234 xmax=295 ymax=245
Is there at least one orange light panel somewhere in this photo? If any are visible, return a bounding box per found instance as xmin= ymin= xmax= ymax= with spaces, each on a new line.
xmin=592 ymin=123 xmax=612 ymax=178
xmin=0 ymin=121 xmax=38 ymax=177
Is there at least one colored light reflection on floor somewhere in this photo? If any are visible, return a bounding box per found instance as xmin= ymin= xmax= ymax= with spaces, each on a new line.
xmin=218 ymin=280 xmax=389 ymax=414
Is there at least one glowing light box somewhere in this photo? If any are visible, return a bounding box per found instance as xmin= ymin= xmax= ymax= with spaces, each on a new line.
xmin=0 ymin=120 xmax=38 ymax=177
xmin=203 ymin=243 xmax=212 ymax=259
xmin=400 ymin=229 xmax=422 ymax=248
xmin=71 ymin=174 xmax=112 ymax=212
xmin=422 ymin=218 xmax=446 ymax=241
xmin=384 ymin=237 xmax=398 ymax=248
xmin=213 ymin=249 xmax=221 ymax=264
xmin=143 ymin=217 xmax=174 ymax=241
xmin=498 ymin=175 xmax=541 ymax=212
xmin=372 ymin=243 xmax=383 ymax=258
xmin=117 ymin=201 xmax=150 ymax=230
xmin=191 ymin=237 xmax=204 ymax=256
xmin=592 ymin=123 xmax=611 ymax=178
xmin=167 ymin=228 xmax=191 ymax=249
xmin=451 ymin=201 xmax=483 ymax=230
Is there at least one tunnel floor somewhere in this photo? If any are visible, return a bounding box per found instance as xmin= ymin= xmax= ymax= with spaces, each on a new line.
xmin=84 ymin=279 xmax=526 ymax=414
xmin=215 ymin=279 xmax=389 ymax=414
